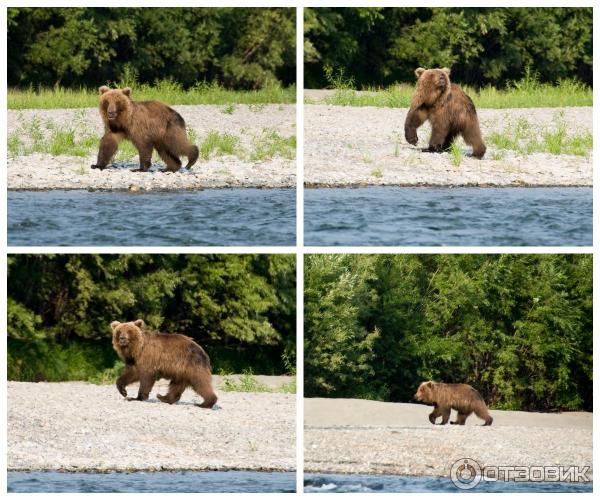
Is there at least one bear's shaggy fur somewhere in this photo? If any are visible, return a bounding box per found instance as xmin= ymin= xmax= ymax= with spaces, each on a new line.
xmin=404 ymin=67 xmax=486 ymax=158
xmin=92 ymin=86 xmax=199 ymax=172
xmin=111 ymin=319 xmax=217 ymax=408
xmin=415 ymin=380 xmax=493 ymax=426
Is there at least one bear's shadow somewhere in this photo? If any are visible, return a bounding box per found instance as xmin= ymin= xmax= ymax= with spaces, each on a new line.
xmin=109 ymin=162 xmax=196 ymax=174
xmin=122 ymin=397 xmax=221 ymax=410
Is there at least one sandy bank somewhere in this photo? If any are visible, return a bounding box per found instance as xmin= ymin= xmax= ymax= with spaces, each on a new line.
xmin=304 ymin=106 xmax=592 ymax=187
xmin=8 ymin=379 xmax=295 ymax=472
xmin=304 ymin=398 xmax=592 ymax=479
xmin=8 ymin=105 xmax=296 ymax=191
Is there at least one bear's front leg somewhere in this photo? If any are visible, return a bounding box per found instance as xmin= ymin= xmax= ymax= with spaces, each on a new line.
xmin=116 ymin=364 xmax=139 ymax=398
xmin=425 ymin=122 xmax=451 ymax=153
xmin=92 ymin=132 xmax=121 ymax=170
xmin=133 ymin=142 xmax=153 ymax=172
xmin=404 ymin=107 xmax=427 ymax=146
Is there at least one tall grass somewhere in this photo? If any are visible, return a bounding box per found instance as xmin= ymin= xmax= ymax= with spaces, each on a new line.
xmin=313 ymin=70 xmax=591 ymax=109
xmin=9 ymin=80 xmax=296 ymax=110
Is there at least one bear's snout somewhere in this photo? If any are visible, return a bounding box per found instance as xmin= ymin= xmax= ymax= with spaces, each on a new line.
xmin=107 ymin=111 xmax=117 ymax=120
xmin=118 ymin=335 xmax=128 ymax=346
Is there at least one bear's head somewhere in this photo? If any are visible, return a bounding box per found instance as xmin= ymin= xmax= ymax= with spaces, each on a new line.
xmin=414 ymin=67 xmax=451 ymax=105
xmin=111 ymin=319 xmax=145 ymax=359
xmin=415 ymin=380 xmax=436 ymax=402
xmin=99 ymin=86 xmax=132 ymax=123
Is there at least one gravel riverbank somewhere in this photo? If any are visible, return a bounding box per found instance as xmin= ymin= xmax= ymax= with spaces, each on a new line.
xmin=8 ymin=379 xmax=295 ymax=472
xmin=304 ymin=398 xmax=592 ymax=480
xmin=8 ymin=105 xmax=296 ymax=190
xmin=305 ymin=106 xmax=592 ymax=187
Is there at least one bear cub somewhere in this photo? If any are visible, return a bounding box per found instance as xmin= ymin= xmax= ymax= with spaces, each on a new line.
xmin=415 ymin=380 xmax=493 ymax=426
xmin=404 ymin=67 xmax=486 ymax=158
xmin=111 ymin=319 xmax=217 ymax=408
xmin=92 ymin=86 xmax=199 ymax=172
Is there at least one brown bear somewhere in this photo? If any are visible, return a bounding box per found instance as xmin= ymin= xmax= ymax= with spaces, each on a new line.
xmin=404 ymin=68 xmax=486 ymax=158
xmin=414 ymin=380 xmax=493 ymax=426
xmin=111 ymin=319 xmax=217 ymax=408
xmin=91 ymin=86 xmax=199 ymax=172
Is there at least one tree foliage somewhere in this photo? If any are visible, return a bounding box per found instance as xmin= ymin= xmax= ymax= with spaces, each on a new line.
xmin=8 ymin=254 xmax=296 ymax=380
xmin=304 ymin=254 xmax=592 ymax=412
xmin=8 ymin=7 xmax=296 ymax=89
xmin=305 ymin=7 xmax=592 ymax=88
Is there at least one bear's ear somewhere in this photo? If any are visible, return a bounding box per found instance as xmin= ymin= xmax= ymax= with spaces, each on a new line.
xmin=121 ymin=87 xmax=132 ymax=97
xmin=441 ymin=67 xmax=451 ymax=76
xmin=99 ymin=86 xmax=110 ymax=95
xmin=133 ymin=319 xmax=144 ymax=328
xmin=110 ymin=321 xmax=121 ymax=331
xmin=415 ymin=67 xmax=426 ymax=79
xmin=426 ymin=381 xmax=433 ymax=387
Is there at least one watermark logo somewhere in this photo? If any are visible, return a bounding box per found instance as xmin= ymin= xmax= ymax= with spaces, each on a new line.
xmin=450 ymin=458 xmax=482 ymax=490
xmin=450 ymin=459 xmax=591 ymax=490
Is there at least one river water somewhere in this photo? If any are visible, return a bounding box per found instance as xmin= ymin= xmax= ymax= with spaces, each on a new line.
xmin=8 ymin=188 xmax=296 ymax=246
xmin=304 ymin=187 xmax=592 ymax=246
xmin=8 ymin=470 xmax=296 ymax=493
xmin=304 ymin=473 xmax=592 ymax=493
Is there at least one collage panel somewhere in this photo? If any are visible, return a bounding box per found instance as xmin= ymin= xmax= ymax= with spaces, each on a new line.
xmin=303 ymin=254 xmax=592 ymax=493
xmin=7 ymin=254 xmax=296 ymax=493
xmin=303 ymin=7 xmax=592 ymax=246
xmin=7 ymin=7 xmax=297 ymax=247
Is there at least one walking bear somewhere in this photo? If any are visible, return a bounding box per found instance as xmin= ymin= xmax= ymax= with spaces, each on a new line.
xmin=111 ymin=319 xmax=217 ymax=408
xmin=415 ymin=380 xmax=493 ymax=426
xmin=404 ymin=68 xmax=486 ymax=158
xmin=92 ymin=86 xmax=199 ymax=172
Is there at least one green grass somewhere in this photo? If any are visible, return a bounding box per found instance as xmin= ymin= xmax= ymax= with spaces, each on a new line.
xmin=9 ymin=80 xmax=296 ymax=109
xmin=8 ymin=115 xmax=98 ymax=158
xmin=199 ymin=130 xmax=241 ymax=160
xmin=449 ymin=141 xmax=463 ymax=167
xmin=370 ymin=168 xmax=383 ymax=178
xmin=220 ymin=370 xmax=296 ymax=394
xmin=488 ymin=113 xmax=592 ymax=156
xmin=311 ymin=76 xmax=591 ymax=109
xmin=249 ymin=129 xmax=296 ymax=161
xmin=10 ymin=116 xmax=296 ymax=163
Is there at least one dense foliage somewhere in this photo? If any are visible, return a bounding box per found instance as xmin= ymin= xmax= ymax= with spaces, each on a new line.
xmin=8 ymin=254 xmax=296 ymax=380
xmin=8 ymin=7 xmax=296 ymax=89
xmin=305 ymin=7 xmax=592 ymax=89
xmin=305 ymin=254 xmax=592 ymax=412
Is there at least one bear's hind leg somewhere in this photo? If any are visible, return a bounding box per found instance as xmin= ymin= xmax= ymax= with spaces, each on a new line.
xmin=191 ymin=369 xmax=218 ymax=409
xmin=462 ymin=127 xmax=486 ymax=159
xmin=157 ymin=380 xmax=187 ymax=404
xmin=156 ymin=146 xmax=182 ymax=173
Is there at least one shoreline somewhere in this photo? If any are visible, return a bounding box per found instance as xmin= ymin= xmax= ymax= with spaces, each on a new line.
xmin=304 ymin=398 xmax=592 ymax=481
xmin=304 ymin=183 xmax=592 ymax=189
xmin=305 ymin=105 xmax=592 ymax=188
xmin=8 ymin=104 xmax=296 ymax=191
xmin=8 ymin=379 xmax=295 ymax=473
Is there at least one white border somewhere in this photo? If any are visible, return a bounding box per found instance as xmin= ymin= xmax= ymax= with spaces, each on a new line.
xmin=3 ymin=2 xmax=597 ymax=498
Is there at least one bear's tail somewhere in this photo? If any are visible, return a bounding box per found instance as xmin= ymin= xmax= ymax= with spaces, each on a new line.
xmin=185 ymin=145 xmax=199 ymax=169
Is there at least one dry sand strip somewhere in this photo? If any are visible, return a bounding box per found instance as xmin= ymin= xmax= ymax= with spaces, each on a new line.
xmin=304 ymin=105 xmax=592 ymax=187
xmin=304 ymin=398 xmax=592 ymax=480
xmin=7 ymin=104 xmax=296 ymax=190
xmin=8 ymin=379 xmax=295 ymax=472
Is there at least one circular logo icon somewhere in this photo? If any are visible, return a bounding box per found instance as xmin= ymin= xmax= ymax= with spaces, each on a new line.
xmin=450 ymin=458 xmax=482 ymax=490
